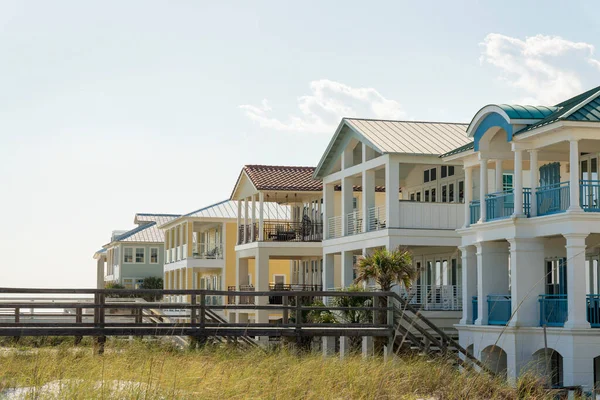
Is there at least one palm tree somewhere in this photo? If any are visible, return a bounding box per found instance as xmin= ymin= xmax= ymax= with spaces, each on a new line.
xmin=354 ymin=247 xmax=416 ymax=354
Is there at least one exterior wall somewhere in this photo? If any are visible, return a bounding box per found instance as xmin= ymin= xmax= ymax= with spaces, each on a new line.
xmin=246 ymin=258 xmax=290 ymax=286
xmin=225 ymin=221 xmax=237 ymax=288
xmin=117 ymin=243 xmax=165 ymax=287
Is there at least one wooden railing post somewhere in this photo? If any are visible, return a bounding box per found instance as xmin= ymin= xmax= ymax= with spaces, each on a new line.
xmin=200 ymin=292 xmax=206 ymax=329
xmin=282 ymin=295 xmax=289 ymax=324
xmin=295 ymin=295 xmax=302 ymax=345
xmin=75 ymin=307 xmax=83 ymax=345
xmin=191 ymin=294 xmax=197 ymax=327
xmin=14 ymin=307 xmax=19 ymax=324
xmin=94 ymin=291 xmax=106 ymax=355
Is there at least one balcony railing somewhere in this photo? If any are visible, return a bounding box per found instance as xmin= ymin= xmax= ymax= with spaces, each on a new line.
xmin=580 ymin=180 xmax=600 ymax=212
xmin=346 ymin=210 xmax=361 ymax=235
xmin=487 ymin=294 xmax=511 ymax=325
xmin=193 ymin=242 xmax=224 ymax=259
xmin=539 ymin=294 xmax=567 ymax=327
xmin=398 ymin=201 xmax=464 ymax=229
xmin=399 ymin=284 xmax=462 ymax=311
xmin=469 ymin=200 xmax=480 ymax=224
xmin=537 ymin=182 xmax=570 ymax=216
xmin=484 ymin=188 xmax=530 ymax=221
xmin=587 ymin=294 xmax=600 ymax=327
xmin=238 ymin=221 xmax=323 ymax=244
xmin=327 ymin=216 xmax=342 ymax=239
xmin=268 ymin=283 xmax=323 ymax=305
xmin=472 ymin=296 xmax=478 ymax=324
xmin=366 ymin=205 xmax=386 ymax=232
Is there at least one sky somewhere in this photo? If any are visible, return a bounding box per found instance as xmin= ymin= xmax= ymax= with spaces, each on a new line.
xmin=1 ymin=1 xmax=599 ymax=288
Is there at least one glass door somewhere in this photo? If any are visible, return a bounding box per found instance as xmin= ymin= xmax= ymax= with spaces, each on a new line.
xmin=581 ymin=155 xmax=599 ymax=209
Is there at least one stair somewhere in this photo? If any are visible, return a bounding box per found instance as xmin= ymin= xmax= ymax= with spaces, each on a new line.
xmin=390 ymin=293 xmax=492 ymax=374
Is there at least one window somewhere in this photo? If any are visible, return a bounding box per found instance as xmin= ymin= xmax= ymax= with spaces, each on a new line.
xmin=352 ymin=197 xmax=358 ymax=210
xmin=424 ymin=190 xmax=430 ymax=202
xmin=410 ymin=193 xmax=415 ymax=201
xmin=502 ymin=173 xmax=514 ymax=191
xmin=441 ymin=165 xmax=447 ymax=179
xmin=431 ymin=188 xmax=436 ymax=202
xmin=449 ymin=183 xmax=454 ymax=203
xmin=150 ymin=248 xmax=159 ymax=264
xmin=458 ymin=181 xmax=465 ymax=203
xmin=441 ymin=185 xmax=447 ymax=203
xmin=424 ymin=170 xmax=430 ymax=183
xmin=416 ymin=192 xmax=421 ymax=202
xmin=546 ymin=258 xmax=567 ymax=295
xmin=430 ymin=168 xmax=437 ymax=181
xmin=448 ymin=166 xmax=455 ymax=176
xmin=135 ymin=248 xmax=145 ymax=263
xmin=123 ymin=247 xmax=133 ymax=263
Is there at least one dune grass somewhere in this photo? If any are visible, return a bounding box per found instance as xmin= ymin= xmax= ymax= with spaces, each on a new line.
xmin=0 ymin=338 xmax=554 ymax=399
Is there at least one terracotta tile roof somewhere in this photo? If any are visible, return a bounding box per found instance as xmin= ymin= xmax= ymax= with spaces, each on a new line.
xmin=242 ymin=165 xmax=322 ymax=192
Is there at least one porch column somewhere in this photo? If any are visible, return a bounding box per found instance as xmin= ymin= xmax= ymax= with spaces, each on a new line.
xmin=235 ymin=256 xmax=249 ymax=323
xmin=251 ymin=194 xmax=256 ymax=242
xmin=341 ymin=176 xmax=353 ymax=236
xmin=258 ymin=192 xmax=264 ymax=241
xmin=255 ymin=249 xmax=270 ymax=324
xmin=529 ymin=150 xmax=539 ymax=217
xmin=495 ymin=159 xmax=503 ymax=192
xmin=243 ymin=197 xmax=249 ymax=243
xmin=564 ymin=234 xmax=590 ymax=329
xmin=323 ymin=183 xmax=334 ymax=238
xmin=479 ymin=159 xmax=488 ymax=223
xmin=362 ymin=169 xmax=375 ymax=232
xmin=464 ymin=166 xmax=473 ymax=228
xmin=323 ymin=253 xmax=335 ymax=290
xmin=568 ymin=140 xmax=582 ymax=211
xmin=385 ymin=159 xmax=400 ymax=228
xmin=459 ymin=246 xmax=477 ymax=325
xmin=96 ymin=257 xmax=105 ymax=289
xmin=508 ymin=238 xmax=545 ymax=327
xmin=236 ymin=200 xmax=242 ymax=244
xmin=341 ymin=251 xmax=354 ymax=288
xmin=513 ymin=149 xmax=524 ymax=216
xmin=475 ymin=241 xmax=509 ymax=325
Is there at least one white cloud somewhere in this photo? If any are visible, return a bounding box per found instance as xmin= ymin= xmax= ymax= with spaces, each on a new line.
xmin=239 ymin=79 xmax=406 ymax=134
xmin=480 ymin=33 xmax=600 ymax=104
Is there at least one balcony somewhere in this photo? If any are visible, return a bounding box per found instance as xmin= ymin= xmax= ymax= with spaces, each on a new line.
xmin=192 ymin=242 xmax=224 ymax=259
xmin=238 ymin=221 xmax=323 ymax=245
xmin=268 ymin=283 xmax=323 ymax=304
xmin=469 ymin=201 xmax=480 ymax=224
xmin=487 ymin=294 xmax=511 ymax=326
xmin=485 ymin=188 xmax=530 ymax=222
xmin=398 ymin=201 xmax=464 ymax=230
xmin=537 ymin=182 xmax=570 ymax=216
xmin=472 ymin=296 xmax=478 ymax=324
xmin=587 ymin=294 xmax=600 ymax=327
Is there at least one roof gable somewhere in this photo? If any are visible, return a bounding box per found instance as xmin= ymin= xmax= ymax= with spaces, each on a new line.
xmin=230 ymin=165 xmax=321 ymax=199
xmin=314 ymin=118 xmax=470 ymax=178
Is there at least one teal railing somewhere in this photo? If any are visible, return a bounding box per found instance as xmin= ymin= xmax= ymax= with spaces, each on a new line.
xmin=484 ymin=188 xmax=531 ymax=221
xmin=472 ymin=296 xmax=478 ymax=324
xmin=580 ymin=180 xmax=600 ymax=212
xmin=537 ymin=182 xmax=569 ymax=216
xmin=539 ymin=294 xmax=567 ymax=327
xmin=587 ymin=294 xmax=600 ymax=327
xmin=469 ymin=200 xmax=480 ymax=225
xmin=487 ymin=294 xmax=511 ymax=326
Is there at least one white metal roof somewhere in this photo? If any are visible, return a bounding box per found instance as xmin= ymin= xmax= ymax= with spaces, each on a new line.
xmin=344 ymin=118 xmax=470 ymax=155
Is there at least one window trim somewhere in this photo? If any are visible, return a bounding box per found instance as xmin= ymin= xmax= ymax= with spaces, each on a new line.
xmin=123 ymin=247 xmax=134 ymax=263
xmin=123 ymin=246 xmax=147 ymax=264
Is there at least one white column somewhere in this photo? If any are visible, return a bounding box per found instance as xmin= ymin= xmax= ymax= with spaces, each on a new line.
xmin=479 ymin=159 xmax=488 ymax=223
xmin=385 ymin=159 xmax=400 ymax=228
xmin=564 ymin=234 xmax=590 ymax=329
xmin=235 ymin=256 xmax=249 ymax=323
xmin=529 ymin=150 xmax=539 ymax=217
xmin=569 ymin=140 xmax=582 ymax=211
xmin=464 ymin=166 xmax=473 ymax=228
xmin=243 ymin=197 xmax=249 ymax=243
xmin=323 ymin=183 xmax=334 ymax=238
xmin=322 ymin=253 xmax=335 ymax=290
xmin=258 ymin=192 xmax=264 ymax=241
xmin=459 ymin=246 xmax=477 ymax=324
xmin=495 ymin=159 xmax=503 ymax=192
xmin=251 ymin=194 xmax=256 ymax=242
xmin=362 ymin=169 xmax=375 ymax=232
xmin=341 ymin=176 xmax=353 ymax=236
xmin=475 ymin=241 xmax=509 ymax=325
xmin=96 ymin=257 xmax=105 ymax=289
xmin=514 ymin=150 xmax=524 ymax=216
xmin=341 ymin=251 xmax=354 ymax=288
xmin=236 ymin=200 xmax=242 ymax=244
xmin=508 ymin=238 xmax=545 ymax=327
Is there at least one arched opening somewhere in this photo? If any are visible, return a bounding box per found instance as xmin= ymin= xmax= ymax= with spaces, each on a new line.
xmin=531 ymin=348 xmax=563 ymax=387
xmin=481 ymin=345 xmax=507 ymax=376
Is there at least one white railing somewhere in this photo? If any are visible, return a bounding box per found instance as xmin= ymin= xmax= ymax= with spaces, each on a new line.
xmin=398 ymin=201 xmax=464 ymax=230
xmin=192 ymin=242 xmax=224 ymax=259
xmin=346 ymin=210 xmax=361 ymax=235
xmin=398 ymin=284 xmax=462 ymax=311
xmin=327 ymin=216 xmax=342 ymax=239
xmin=367 ymin=205 xmax=386 ymax=232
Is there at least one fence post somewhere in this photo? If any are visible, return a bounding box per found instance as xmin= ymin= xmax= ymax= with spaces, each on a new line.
xmin=386 ymin=295 xmax=394 ymax=360
xmin=75 ymin=307 xmax=83 ymax=345
xmin=191 ymin=294 xmax=197 ymax=326
xmin=282 ymin=295 xmax=289 ymax=324
xmin=94 ymin=292 xmax=106 ymax=355
xmin=295 ymin=294 xmax=302 ymax=345
xmin=14 ymin=307 xmax=19 ymax=324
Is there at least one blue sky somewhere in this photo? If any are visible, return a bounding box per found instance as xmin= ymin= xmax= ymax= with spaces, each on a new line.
xmin=1 ymin=1 xmax=599 ymax=287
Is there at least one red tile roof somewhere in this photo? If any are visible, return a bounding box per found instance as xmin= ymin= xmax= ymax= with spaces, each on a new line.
xmin=242 ymin=165 xmax=322 ymax=192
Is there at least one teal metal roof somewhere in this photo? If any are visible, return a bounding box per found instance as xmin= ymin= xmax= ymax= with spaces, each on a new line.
xmin=497 ymin=104 xmax=557 ymax=120
xmin=440 ymin=142 xmax=474 ymax=158
xmin=516 ymin=85 xmax=600 ymax=135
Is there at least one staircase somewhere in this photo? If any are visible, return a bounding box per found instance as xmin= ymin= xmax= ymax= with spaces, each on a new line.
xmin=390 ymin=293 xmax=491 ymax=373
